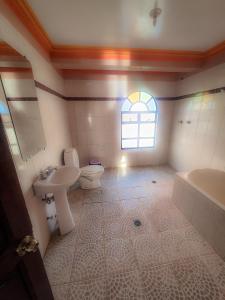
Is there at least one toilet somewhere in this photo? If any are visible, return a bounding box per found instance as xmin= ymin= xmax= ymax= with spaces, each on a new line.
xmin=64 ymin=148 xmax=104 ymax=189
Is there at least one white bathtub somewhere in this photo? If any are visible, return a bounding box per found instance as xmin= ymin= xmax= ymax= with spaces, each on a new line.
xmin=173 ymin=168 xmax=225 ymax=260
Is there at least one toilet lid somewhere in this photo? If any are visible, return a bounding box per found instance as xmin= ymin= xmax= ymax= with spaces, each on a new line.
xmin=81 ymin=165 xmax=104 ymax=176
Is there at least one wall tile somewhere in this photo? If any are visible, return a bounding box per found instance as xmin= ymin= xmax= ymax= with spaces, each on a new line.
xmin=169 ymin=92 xmax=225 ymax=172
xmin=70 ymin=100 xmax=174 ymax=168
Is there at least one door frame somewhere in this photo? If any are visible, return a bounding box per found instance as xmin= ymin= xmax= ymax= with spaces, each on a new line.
xmin=0 ymin=115 xmax=53 ymax=299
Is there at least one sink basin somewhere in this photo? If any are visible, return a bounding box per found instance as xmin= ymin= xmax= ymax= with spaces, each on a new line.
xmin=33 ymin=166 xmax=81 ymax=235
xmin=33 ymin=166 xmax=80 ymax=196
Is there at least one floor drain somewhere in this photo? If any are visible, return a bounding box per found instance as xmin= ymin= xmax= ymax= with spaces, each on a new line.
xmin=152 ymin=180 xmax=157 ymax=184
xmin=134 ymin=219 xmax=142 ymax=227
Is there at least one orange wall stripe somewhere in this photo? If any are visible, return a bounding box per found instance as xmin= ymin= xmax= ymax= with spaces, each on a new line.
xmin=4 ymin=0 xmax=52 ymax=53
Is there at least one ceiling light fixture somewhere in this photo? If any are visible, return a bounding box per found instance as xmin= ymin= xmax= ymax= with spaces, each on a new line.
xmin=149 ymin=0 xmax=162 ymax=26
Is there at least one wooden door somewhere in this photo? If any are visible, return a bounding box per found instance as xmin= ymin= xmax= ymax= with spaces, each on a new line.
xmin=0 ymin=116 xmax=53 ymax=299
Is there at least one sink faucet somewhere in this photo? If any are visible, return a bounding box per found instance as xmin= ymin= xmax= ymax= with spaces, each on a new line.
xmin=40 ymin=166 xmax=57 ymax=180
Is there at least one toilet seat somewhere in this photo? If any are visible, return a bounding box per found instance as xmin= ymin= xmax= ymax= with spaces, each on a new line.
xmin=79 ymin=165 xmax=104 ymax=188
xmin=81 ymin=165 xmax=104 ymax=179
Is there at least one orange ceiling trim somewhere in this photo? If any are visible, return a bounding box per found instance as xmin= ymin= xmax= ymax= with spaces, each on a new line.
xmin=0 ymin=42 xmax=22 ymax=56
xmin=51 ymin=46 xmax=204 ymax=63
xmin=0 ymin=67 xmax=31 ymax=72
xmin=205 ymin=41 xmax=225 ymax=57
xmin=4 ymin=0 xmax=225 ymax=64
xmin=4 ymin=0 xmax=52 ymax=53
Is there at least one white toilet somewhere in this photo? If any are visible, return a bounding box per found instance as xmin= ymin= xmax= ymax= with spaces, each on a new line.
xmin=64 ymin=148 xmax=104 ymax=189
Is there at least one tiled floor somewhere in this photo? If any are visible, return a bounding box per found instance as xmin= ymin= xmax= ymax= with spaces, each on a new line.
xmin=44 ymin=166 xmax=225 ymax=299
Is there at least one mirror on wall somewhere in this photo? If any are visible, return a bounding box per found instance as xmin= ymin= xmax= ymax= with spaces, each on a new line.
xmin=0 ymin=39 xmax=46 ymax=160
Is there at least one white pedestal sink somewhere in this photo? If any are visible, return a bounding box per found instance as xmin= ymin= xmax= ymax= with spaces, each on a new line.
xmin=33 ymin=166 xmax=80 ymax=235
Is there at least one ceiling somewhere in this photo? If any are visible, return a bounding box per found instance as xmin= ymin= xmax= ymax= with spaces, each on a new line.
xmin=27 ymin=0 xmax=225 ymax=51
xmin=2 ymin=0 xmax=225 ymax=79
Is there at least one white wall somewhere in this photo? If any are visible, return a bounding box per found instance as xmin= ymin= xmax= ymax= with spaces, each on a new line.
xmin=177 ymin=63 xmax=225 ymax=95
xmin=65 ymin=78 xmax=176 ymax=98
xmin=169 ymin=64 xmax=225 ymax=172
xmin=66 ymin=78 xmax=175 ymax=168
xmin=0 ymin=3 xmax=72 ymax=256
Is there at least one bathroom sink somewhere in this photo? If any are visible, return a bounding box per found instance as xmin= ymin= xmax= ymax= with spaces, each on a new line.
xmin=33 ymin=166 xmax=80 ymax=196
xmin=33 ymin=166 xmax=81 ymax=235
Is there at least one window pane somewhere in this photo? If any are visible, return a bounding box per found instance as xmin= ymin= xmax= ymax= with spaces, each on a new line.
xmin=140 ymin=123 xmax=155 ymax=138
xmin=130 ymin=102 xmax=148 ymax=112
xmin=11 ymin=144 xmax=20 ymax=155
xmin=0 ymin=101 xmax=9 ymax=115
xmin=140 ymin=92 xmax=151 ymax=103
xmin=122 ymin=124 xmax=138 ymax=138
xmin=122 ymin=139 xmax=137 ymax=149
xmin=121 ymin=99 xmax=132 ymax=111
xmin=147 ymin=99 xmax=157 ymax=111
xmin=128 ymin=92 xmax=140 ymax=104
xmin=140 ymin=113 xmax=155 ymax=122
xmin=6 ymin=127 xmax=18 ymax=144
xmin=139 ymin=138 xmax=154 ymax=147
xmin=122 ymin=113 xmax=138 ymax=122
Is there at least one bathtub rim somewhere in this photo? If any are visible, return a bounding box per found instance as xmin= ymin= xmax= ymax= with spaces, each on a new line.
xmin=176 ymin=171 xmax=225 ymax=212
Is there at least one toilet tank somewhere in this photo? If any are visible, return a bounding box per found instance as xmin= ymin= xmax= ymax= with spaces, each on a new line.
xmin=64 ymin=148 xmax=80 ymax=168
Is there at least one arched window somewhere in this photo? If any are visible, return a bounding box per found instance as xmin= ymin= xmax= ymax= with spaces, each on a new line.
xmin=121 ymin=92 xmax=157 ymax=149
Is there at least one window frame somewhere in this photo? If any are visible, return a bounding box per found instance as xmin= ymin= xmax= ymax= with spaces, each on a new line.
xmin=121 ymin=93 xmax=157 ymax=150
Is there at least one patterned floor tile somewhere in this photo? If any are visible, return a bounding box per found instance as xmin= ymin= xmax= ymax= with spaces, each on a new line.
xmin=106 ymin=270 xmax=144 ymax=299
xmin=129 ymin=196 xmax=159 ymax=220
xmin=146 ymin=183 xmax=174 ymax=199
xmin=161 ymin=229 xmax=198 ymax=262
xmin=74 ymin=220 xmax=104 ymax=245
xmin=69 ymin=188 xmax=84 ymax=202
xmin=71 ymin=242 xmax=106 ymax=281
xmin=171 ymin=257 xmax=222 ymax=299
xmin=104 ymin=216 xmax=130 ymax=240
xmin=140 ymin=264 xmax=184 ymax=299
xmin=105 ymin=238 xmax=137 ymax=274
xmin=51 ymin=284 xmax=70 ymax=300
xmin=118 ymin=187 xmax=139 ymax=200
xmin=200 ymin=254 xmax=225 ymax=295
xmin=67 ymin=277 xmax=106 ymax=300
xmin=132 ymin=234 xmax=168 ymax=268
xmin=147 ymin=195 xmax=176 ymax=213
xmin=121 ymin=198 xmax=150 ymax=215
xmin=130 ymin=211 xmax=159 ymax=238
xmin=152 ymin=207 xmax=190 ymax=232
xmin=44 ymin=246 xmax=74 ymax=285
xmin=48 ymin=229 xmax=77 ymax=250
xmin=80 ymin=203 xmax=104 ymax=223
xmin=101 ymin=179 xmax=118 ymax=189
xmin=116 ymin=178 xmax=139 ymax=189
xmin=45 ymin=166 xmax=223 ymax=299
xmin=180 ymin=226 xmax=215 ymax=256
xmin=119 ymin=198 xmax=158 ymax=238
xmin=134 ymin=186 xmax=149 ymax=198
xmin=83 ymin=189 xmax=104 ymax=204
xmin=103 ymin=201 xmax=125 ymax=222
xmin=101 ymin=187 xmax=120 ymax=202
